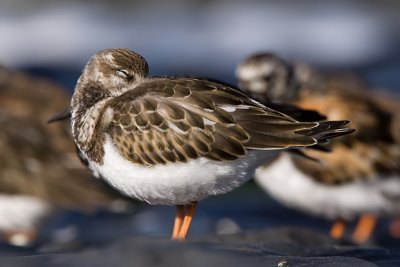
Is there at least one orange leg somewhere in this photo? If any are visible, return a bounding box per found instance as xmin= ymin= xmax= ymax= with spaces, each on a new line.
xmin=171 ymin=205 xmax=186 ymax=240
xmin=389 ymin=217 xmax=400 ymax=239
xmin=330 ymin=219 xmax=347 ymax=239
xmin=177 ymin=202 xmax=197 ymax=241
xmin=352 ymin=214 xmax=377 ymax=244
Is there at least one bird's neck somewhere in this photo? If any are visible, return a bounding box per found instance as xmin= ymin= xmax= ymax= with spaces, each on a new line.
xmin=71 ymin=81 xmax=110 ymax=112
xmin=70 ymin=82 xmax=112 ymax=163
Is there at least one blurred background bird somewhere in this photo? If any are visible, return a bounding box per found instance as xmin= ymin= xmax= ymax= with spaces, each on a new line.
xmin=236 ymin=52 xmax=400 ymax=244
xmin=0 ymin=66 xmax=134 ymax=247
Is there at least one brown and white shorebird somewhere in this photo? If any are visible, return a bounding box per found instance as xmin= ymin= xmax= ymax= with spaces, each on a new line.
xmin=0 ymin=66 xmax=129 ymax=246
xmin=69 ymin=48 xmax=354 ymax=241
xmin=236 ymin=52 xmax=400 ymax=244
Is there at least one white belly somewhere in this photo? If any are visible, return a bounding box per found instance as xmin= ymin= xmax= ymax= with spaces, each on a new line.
xmin=255 ymin=154 xmax=400 ymax=220
xmin=89 ymin=136 xmax=278 ymax=205
xmin=0 ymin=195 xmax=52 ymax=231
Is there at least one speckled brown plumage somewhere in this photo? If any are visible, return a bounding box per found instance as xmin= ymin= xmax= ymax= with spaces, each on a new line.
xmin=106 ymin=77 xmax=342 ymax=165
xmin=70 ymin=49 xmax=353 ymax=168
xmin=0 ymin=65 xmax=127 ymax=211
xmin=372 ymin=93 xmax=400 ymax=144
xmin=292 ymin=88 xmax=400 ymax=184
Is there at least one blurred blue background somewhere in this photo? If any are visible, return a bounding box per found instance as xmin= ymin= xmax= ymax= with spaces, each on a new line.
xmin=1 ymin=0 xmax=400 ymax=248
xmin=1 ymin=0 xmax=399 ymax=91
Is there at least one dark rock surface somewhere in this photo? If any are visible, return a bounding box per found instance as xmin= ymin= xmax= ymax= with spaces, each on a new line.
xmin=0 ymin=183 xmax=395 ymax=267
xmin=0 ymin=228 xmax=399 ymax=267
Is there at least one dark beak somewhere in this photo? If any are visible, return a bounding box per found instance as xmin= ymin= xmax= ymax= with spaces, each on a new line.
xmin=47 ymin=108 xmax=71 ymax=123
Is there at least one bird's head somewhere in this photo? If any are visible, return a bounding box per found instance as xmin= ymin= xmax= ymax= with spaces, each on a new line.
xmin=235 ymin=52 xmax=299 ymax=103
xmin=76 ymin=48 xmax=149 ymax=96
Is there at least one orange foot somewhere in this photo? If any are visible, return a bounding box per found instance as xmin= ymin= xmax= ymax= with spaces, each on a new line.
xmin=171 ymin=202 xmax=197 ymax=241
xmin=330 ymin=219 xmax=347 ymax=239
xmin=389 ymin=217 xmax=400 ymax=239
xmin=351 ymin=214 xmax=377 ymax=244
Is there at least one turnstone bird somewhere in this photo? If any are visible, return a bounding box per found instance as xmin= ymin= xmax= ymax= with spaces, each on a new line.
xmin=0 ymin=66 xmax=128 ymax=246
xmin=236 ymin=52 xmax=400 ymax=244
xmin=70 ymin=48 xmax=353 ymax=241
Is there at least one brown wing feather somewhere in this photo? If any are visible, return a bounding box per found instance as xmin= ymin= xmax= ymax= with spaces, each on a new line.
xmin=106 ymin=78 xmax=350 ymax=165
xmin=297 ymin=89 xmax=394 ymax=143
xmin=293 ymin=140 xmax=400 ymax=184
xmin=291 ymin=85 xmax=398 ymax=184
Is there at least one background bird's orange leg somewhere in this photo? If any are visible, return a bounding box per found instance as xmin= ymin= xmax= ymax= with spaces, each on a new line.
xmin=330 ymin=219 xmax=347 ymax=239
xmin=171 ymin=205 xmax=186 ymax=240
xmin=389 ymin=217 xmax=400 ymax=239
xmin=177 ymin=202 xmax=198 ymax=241
xmin=352 ymin=214 xmax=377 ymax=244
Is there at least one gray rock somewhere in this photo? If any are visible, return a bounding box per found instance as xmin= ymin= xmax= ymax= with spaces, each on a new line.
xmin=1 ymin=228 xmax=398 ymax=267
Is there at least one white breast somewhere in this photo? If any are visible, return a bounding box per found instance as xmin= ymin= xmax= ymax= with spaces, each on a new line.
xmin=0 ymin=195 xmax=52 ymax=231
xmin=89 ymin=136 xmax=278 ymax=205
xmin=255 ymin=154 xmax=400 ymax=220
